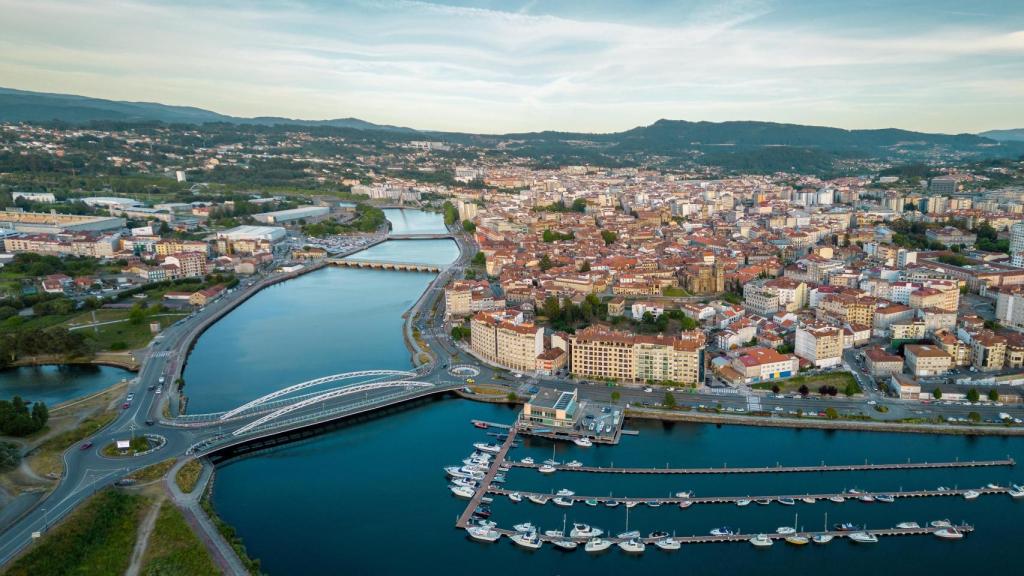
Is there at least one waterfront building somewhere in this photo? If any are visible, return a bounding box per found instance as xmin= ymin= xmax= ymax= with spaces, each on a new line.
xmin=215 ymin=225 xmax=286 ymax=255
xmin=726 ymin=347 xmax=799 ymax=385
xmin=445 ymin=280 xmax=504 ymax=318
xmin=252 ymin=206 xmax=330 ymax=225
xmin=795 ymin=324 xmax=843 ymax=368
xmin=522 ymin=387 xmax=578 ymax=428
xmin=569 ymin=326 xmax=706 ymax=386
xmin=469 ymin=309 xmax=543 ymax=373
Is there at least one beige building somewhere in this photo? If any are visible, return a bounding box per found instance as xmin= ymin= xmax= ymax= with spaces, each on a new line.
xmin=795 ymin=324 xmax=843 ymax=368
xmin=569 ymin=327 xmax=706 ymax=386
xmin=908 ymin=285 xmax=958 ymax=312
xmin=890 ymin=321 xmax=927 ymax=341
xmin=972 ymin=331 xmax=1007 ymax=371
xmin=864 ymin=347 xmax=904 ymax=377
xmin=933 ymin=328 xmax=972 ymax=366
xmin=904 ymin=344 xmax=952 ymax=377
xmin=743 ymin=283 xmax=779 ymax=316
xmin=470 ymin=310 xmax=544 ymax=373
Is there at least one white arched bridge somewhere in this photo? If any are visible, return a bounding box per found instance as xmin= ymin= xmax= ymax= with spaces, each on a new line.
xmin=172 ymin=368 xmax=462 ymax=456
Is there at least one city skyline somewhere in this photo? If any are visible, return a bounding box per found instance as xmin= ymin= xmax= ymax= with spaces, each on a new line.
xmin=1 ymin=0 xmax=1023 ymax=134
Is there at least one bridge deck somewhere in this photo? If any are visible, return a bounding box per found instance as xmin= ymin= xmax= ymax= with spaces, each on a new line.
xmin=506 ymin=458 xmax=1014 ymax=475
xmin=487 ymin=486 xmax=1013 ymax=506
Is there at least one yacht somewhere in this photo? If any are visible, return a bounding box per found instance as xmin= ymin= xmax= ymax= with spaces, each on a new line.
xmin=617 ymin=530 xmax=641 ymax=540
xmin=963 ymin=490 xmax=980 ymax=500
xmin=513 ymin=522 xmax=535 ymax=533
xmin=618 ymin=538 xmax=646 ymax=554
xmin=508 ymin=492 xmax=522 ymax=503
xmin=605 ymin=500 xmax=620 ymax=508
xmin=555 ymin=489 xmax=575 ymax=496
xmin=858 ymin=494 xmax=876 ymax=503
xmin=570 ymin=523 xmax=603 ymax=538
xmin=1008 ymin=485 xmax=1024 ymax=498
xmin=828 ymin=495 xmax=845 ymax=503
xmin=471 ymin=519 xmax=496 ymax=529
xmin=710 ymin=527 xmax=735 ymax=536
xmin=544 ymin=528 xmax=565 ymax=538
xmin=678 ymin=500 xmax=693 ymax=509
xmin=473 ymin=442 xmax=502 ymax=454
xmin=492 ymin=474 xmax=506 ymax=484
xmin=552 ymin=496 xmax=574 ymax=507
xmin=749 ymin=534 xmax=774 ymax=547
xmin=833 ymin=523 xmax=860 ymax=532
xmin=552 ymin=539 xmax=578 ymax=551
xmin=538 ymin=464 xmax=557 ymax=474
xmin=510 ymin=530 xmax=543 ymax=550
xmin=755 ymin=498 xmax=772 ymax=505
xmin=812 ymin=534 xmax=834 ymax=545
xmin=573 ymin=437 xmax=593 ymax=447
xmin=896 ymin=522 xmax=920 ymax=529
xmin=449 ymin=484 xmax=475 ymax=498
xmin=451 ymin=478 xmax=477 ymax=489
xmin=778 ymin=497 xmax=796 ymax=506
xmin=785 ymin=535 xmax=810 ymax=546
xmin=585 ymin=499 xmax=599 ymax=507
xmin=736 ymin=499 xmax=751 ymax=507
xmin=674 ymin=491 xmax=692 ymax=498
xmin=584 ymin=537 xmax=612 ymax=553
xmin=875 ymin=494 xmax=895 ymax=503
xmin=987 ymin=483 xmax=1003 ymax=490
xmin=934 ymin=527 xmax=964 ymax=540
xmin=654 ymin=536 xmax=681 ymax=551
xmin=566 ymin=460 xmax=583 ymax=468
xmin=801 ymin=497 xmax=816 ymax=504
xmin=930 ymin=520 xmax=952 ymax=528
xmin=527 ymin=494 xmax=549 ymax=505
xmin=776 ymin=527 xmax=796 ymax=535
xmin=625 ymin=500 xmax=639 ymax=508
xmin=646 ymin=500 xmax=662 ymax=508
xmin=848 ymin=532 xmax=879 ymax=544
xmin=466 ymin=526 xmax=501 ymax=543
xmin=520 ymin=457 xmax=534 ymax=465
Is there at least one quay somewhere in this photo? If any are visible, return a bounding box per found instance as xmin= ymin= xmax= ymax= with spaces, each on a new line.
xmin=326 ymin=258 xmax=441 ymax=273
xmin=507 ymin=457 xmax=1015 ymax=475
xmin=455 ymin=422 xmax=520 ymax=529
xmin=485 ymin=524 xmax=975 ymax=545
xmin=488 ymin=485 xmax=1017 ymax=506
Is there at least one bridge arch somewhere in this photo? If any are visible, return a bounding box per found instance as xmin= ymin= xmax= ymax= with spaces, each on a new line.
xmin=219 ymin=370 xmax=416 ymax=420
xmin=231 ymin=380 xmax=434 ymax=436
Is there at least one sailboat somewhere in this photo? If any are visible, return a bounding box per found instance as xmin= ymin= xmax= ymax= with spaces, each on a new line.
xmin=785 ymin=513 xmax=809 ymax=545
xmin=812 ymin=512 xmax=833 ymax=545
xmin=617 ymin=505 xmax=645 ymax=553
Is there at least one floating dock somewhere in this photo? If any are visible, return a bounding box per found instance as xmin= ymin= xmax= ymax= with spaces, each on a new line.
xmin=506 ymin=458 xmax=1015 ymax=475
xmin=455 ymin=421 xmax=520 ymax=529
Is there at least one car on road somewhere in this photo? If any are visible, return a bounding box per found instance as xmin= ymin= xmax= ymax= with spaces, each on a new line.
xmin=80 ymin=442 xmax=93 ymax=450
xmin=158 ymin=376 xmax=166 ymax=385
xmin=122 ymin=402 xmax=131 ymax=409
xmin=145 ymin=420 xmax=154 ymax=426
xmin=155 ymin=387 xmax=162 ymax=395
xmin=126 ymin=393 xmax=135 ymax=402
xmin=643 ymin=387 xmax=653 ymax=393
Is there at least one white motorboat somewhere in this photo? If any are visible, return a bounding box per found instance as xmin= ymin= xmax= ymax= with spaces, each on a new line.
xmin=585 ymin=499 xmax=599 ymax=506
xmin=520 ymin=457 xmax=534 ymax=465
xmin=573 ymin=437 xmax=593 ymax=447
xmin=934 ymin=527 xmax=964 ymax=540
xmin=473 ymin=442 xmax=502 ymax=454
xmin=510 ymin=531 xmax=543 ymax=550
xmin=466 ymin=526 xmax=501 ymax=543
xmin=858 ymin=495 xmax=875 ymax=503
xmin=605 ymin=500 xmax=620 ymax=508
xmin=556 ymin=489 xmax=575 ymax=497
xmin=618 ymin=538 xmax=646 ymax=554
xmin=776 ymin=527 xmax=796 ymax=535
xmin=538 ymin=464 xmax=557 ymax=474
xmin=471 ymin=519 xmax=496 ymax=529
xmin=570 ymin=523 xmax=603 ymax=538
xmin=875 ymin=494 xmax=895 ymax=503
xmin=987 ymin=483 xmax=1002 ymax=490
xmin=778 ymin=498 xmax=796 ymax=506
xmin=963 ymin=490 xmax=980 ymax=500
xmin=624 ymin=501 xmax=638 ymax=508
xmin=674 ymin=491 xmax=692 ymax=498
xmin=645 ymin=500 xmax=662 ymax=508
xmin=617 ymin=530 xmax=640 ymax=540
xmin=654 ymin=537 xmax=681 ymax=551
xmin=812 ymin=534 xmax=833 ymax=545
xmin=785 ymin=535 xmax=809 ymax=546
xmin=566 ymin=460 xmax=583 ymax=468
xmin=930 ymin=519 xmax=952 ymax=528
xmin=828 ymin=495 xmax=845 ymax=503
xmin=847 ymin=488 xmax=862 ymax=495
xmin=679 ymin=500 xmax=693 ymax=509
xmin=750 ymin=534 xmax=773 ymax=547
xmin=896 ymin=521 xmax=920 ymax=529
xmin=527 ymin=494 xmax=549 ymax=505
xmin=513 ymin=522 xmax=535 ymax=533
xmin=584 ymin=537 xmax=612 ymax=553
xmin=848 ymin=532 xmax=879 ymax=544
xmin=449 ymin=485 xmax=475 ymax=499
xmin=544 ymin=529 xmax=564 ymax=538
xmin=710 ymin=527 xmax=735 ymax=536
xmin=801 ymin=497 xmax=816 ymax=504
xmin=736 ymin=499 xmax=751 ymax=507
xmin=508 ymin=492 xmax=522 ymax=503
xmin=452 ymin=478 xmax=477 ymax=488
xmin=553 ymin=539 xmax=578 ymax=551
xmin=1009 ymin=486 xmax=1024 ymax=498
xmin=552 ymin=497 xmax=574 ymax=507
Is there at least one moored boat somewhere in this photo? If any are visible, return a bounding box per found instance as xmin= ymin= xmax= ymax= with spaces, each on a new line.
xmin=801 ymin=497 xmax=816 ymax=504
xmin=785 ymin=535 xmax=810 ymax=546
xmin=848 ymin=531 xmax=879 ymax=544
xmin=896 ymin=521 xmax=920 ymax=529
xmin=655 ymin=537 xmax=681 ymax=551
xmin=828 ymin=495 xmax=845 ymax=503
xmin=710 ymin=527 xmax=735 ymax=536
xmin=473 ymin=442 xmax=502 ymax=454
xmin=756 ymin=498 xmax=772 ymax=505
xmin=679 ymin=500 xmax=693 ymax=509
xmin=930 ymin=519 xmax=952 ymax=528
xmin=584 ymin=537 xmax=612 ymax=553
xmin=538 ymin=464 xmax=557 ymax=474
xmin=566 ymin=460 xmax=583 ymax=468
xmin=449 ymin=485 xmax=475 ymax=498
xmin=778 ymin=497 xmax=796 ymax=506
xmin=520 ymin=457 xmax=534 ymax=465
xmin=510 ymin=530 xmax=543 ymax=550
xmin=963 ymin=490 xmax=980 ymax=500
xmin=776 ymin=526 xmax=796 ymax=535
xmin=552 ymin=496 xmax=574 ymax=507
xmin=573 ymin=437 xmax=593 ymax=447
xmin=934 ymin=527 xmax=964 ymax=540
xmin=858 ymin=494 xmax=875 ymax=503
xmin=509 ymin=492 xmax=522 ymax=503
xmin=585 ymin=499 xmax=599 ymax=507
xmin=556 ymin=489 xmax=575 ymax=496
xmin=750 ymin=534 xmax=773 ymax=547
xmin=605 ymin=500 xmax=620 ymax=508
xmin=646 ymin=500 xmax=662 ymax=508
xmin=553 ymin=539 xmax=578 ymax=551
xmin=833 ymin=523 xmax=860 ymax=532
xmin=513 ymin=522 xmax=535 ymax=532
xmin=570 ymin=523 xmax=603 ymax=538
xmin=618 ymin=538 xmax=646 ymax=554
xmin=736 ymin=499 xmax=751 ymax=507
xmin=875 ymin=494 xmax=895 ymax=503
xmin=812 ymin=534 xmax=833 ymax=545
xmin=527 ymin=494 xmax=549 ymax=505
xmin=466 ymin=526 xmax=501 ymax=542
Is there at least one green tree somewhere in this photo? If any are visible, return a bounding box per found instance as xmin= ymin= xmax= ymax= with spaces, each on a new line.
xmin=542 ymin=296 xmax=561 ymax=320
xmin=967 ymin=411 xmax=981 ymax=423
xmin=472 ymin=252 xmax=485 ymax=266
xmin=30 ymin=401 xmax=48 ymax=429
xmin=966 ymin=388 xmax=980 ymax=403
xmin=579 ymin=261 xmax=591 ymax=273
xmin=988 ymin=389 xmax=999 ymax=402
xmin=933 ymin=388 xmax=942 ymax=400
xmin=539 ymin=254 xmax=554 ymax=271
xmin=600 ymin=230 xmax=618 ymax=245
xmin=824 ymin=407 xmax=838 ymax=419
xmin=128 ymin=303 xmax=146 ymax=325
xmin=571 ymin=198 xmax=587 ymax=213
xmin=442 ymin=201 xmax=459 ymax=225
xmin=610 ymin=391 xmax=621 ymax=403
xmin=663 ymin=391 xmax=676 ymax=408
xmin=462 ymin=220 xmax=476 ymax=233
xmin=843 ymin=381 xmax=859 ymax=397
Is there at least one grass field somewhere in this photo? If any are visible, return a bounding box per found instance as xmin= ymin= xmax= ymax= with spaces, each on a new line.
xmin=75 ymin=314 xmax=186 ymax=351
xmin=174 ymin=459 xmax=203 ymax=494
xmin=27 ymin=411 xmax=119 ymax=478
xmin=752 ymin=371 xmax=861 ymax=394
xmin=126 ymin=458 xmax=177 ymax=484
xmin=3 ymin=489 xmax=147 ymax=576
xmin=139 ymin=501 xmax=220 ymax=576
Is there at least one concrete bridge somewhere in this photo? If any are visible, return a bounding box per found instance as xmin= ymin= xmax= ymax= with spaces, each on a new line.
xmin=325 ymin=258 xmax=441 ymax=272
xmin=387 ymin=233 xmax=454 ymax=240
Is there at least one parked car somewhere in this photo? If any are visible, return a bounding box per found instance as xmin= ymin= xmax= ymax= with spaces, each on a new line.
xmin=80 ymin=442 xmax=93 ymax=450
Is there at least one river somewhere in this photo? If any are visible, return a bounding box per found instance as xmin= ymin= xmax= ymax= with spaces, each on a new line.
xmin=0 ymin=365 xmax=132 ymax=406
xmin=181 ymin=210 xmax=1024 ymax=574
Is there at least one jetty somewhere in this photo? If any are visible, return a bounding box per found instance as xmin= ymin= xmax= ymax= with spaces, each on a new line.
xmin=506 ymin=457 xmax=1015 ymax=475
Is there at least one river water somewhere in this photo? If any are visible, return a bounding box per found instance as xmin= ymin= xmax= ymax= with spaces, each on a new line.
xmin=180 ymin=210 xmax=1024 ymax=575
xmin=0 ymin=365 xmax=132 ymax=406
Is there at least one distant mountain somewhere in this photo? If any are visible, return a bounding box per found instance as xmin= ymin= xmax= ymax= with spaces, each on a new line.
xmin=0 ymin=87 xmax=416 ymax=132
xmin=979 ymin=128 xmax=1024 ymax=142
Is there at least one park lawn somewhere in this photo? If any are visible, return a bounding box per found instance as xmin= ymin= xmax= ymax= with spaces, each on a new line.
xmin=139 ymin=501 xmax=220 ymax=576
xmin=79 ymin=314 xmax=186 ymax=351
xmin=174 ymin=459 xmax=203 ymax=494
xmin=63 ymin=308 xmax=134 ymax=327
xmin=753 ymin=371 xmax=861 ymax=394
xmin=3 ymin=489 xmax=148 ymax=576
xmin=126 ymin=458 xmax=177 ymax=484
xmin=661 ymin=286 xmax=691 ymax=297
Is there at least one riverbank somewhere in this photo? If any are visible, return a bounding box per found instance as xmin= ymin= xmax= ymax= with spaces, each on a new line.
xmin=10 ymin=352 xmax=138 ymax=372
xmin=627 ymin=405 xmax=1024 ymax=436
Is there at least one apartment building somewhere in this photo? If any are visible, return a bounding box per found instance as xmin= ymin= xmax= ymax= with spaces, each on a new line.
xmin=155 ymin=239 xmax=209 ymax=257
xmin=864 ymin=347 xmax=904 ymax=377
xmin=904 ymin=344 xmax=952 ymax=377
xmin=161 ymin=252 xmax=208 ymax=279
xmin=908 ymin=285 xmax=958 ymax=312
xmin=445 ymin=280 xmax=504 ymax=318
xmin=727 ymin=347 xmax=800 ymax=385
xmin=795 ymin=324 xmax=843 ymax=368
xmin=470 ymin=309 xmax=544 ymax=373
xmin=569 ymin=327 xmax=706 ymax=385
xmin=972 ymin=331 xmax=1007 ymax=371
xmin=995 ymin=288 xmax=1024 ymax=330
xmin=743 ymin=283 xmax=780 ymax=315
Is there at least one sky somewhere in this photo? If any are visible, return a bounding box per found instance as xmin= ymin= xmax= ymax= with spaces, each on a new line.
xmin=1 ymin=0 xmax=1023 ymax=134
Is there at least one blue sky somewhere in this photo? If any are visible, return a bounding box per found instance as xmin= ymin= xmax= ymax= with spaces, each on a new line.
xmin=1 ymin=0 xmax=1022 ymax=133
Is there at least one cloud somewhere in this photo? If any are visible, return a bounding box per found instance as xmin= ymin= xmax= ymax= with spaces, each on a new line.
xmin=0 ymin=0 xmax=1021 ymax=133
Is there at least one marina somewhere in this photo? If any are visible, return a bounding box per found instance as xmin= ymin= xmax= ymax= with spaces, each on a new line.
xmin=506 ymin=458 xmax=1016 ymax=475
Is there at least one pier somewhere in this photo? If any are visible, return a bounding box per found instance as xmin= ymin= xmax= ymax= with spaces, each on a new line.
xmin=455 ymin=421 xmax=520 ymax=529
xmin=506 ymin=457 xmax=1015 ymax=475
xmin=488 ymin=485 xmax=1017 ymax=507
xmin=326 ymin=258 xmax=441 ymax=272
